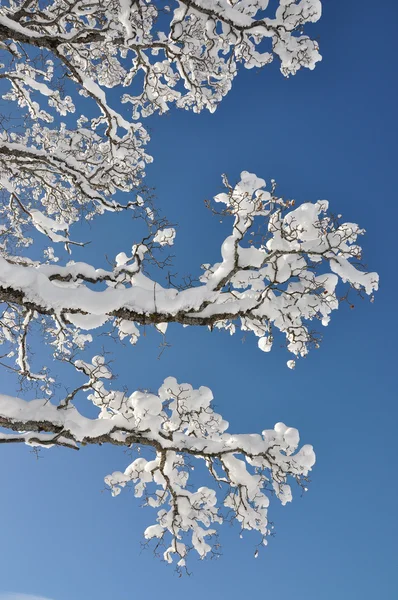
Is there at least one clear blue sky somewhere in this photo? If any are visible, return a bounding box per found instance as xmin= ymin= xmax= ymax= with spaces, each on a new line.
xmin=0 ymin=1 xmax=397 ymax=598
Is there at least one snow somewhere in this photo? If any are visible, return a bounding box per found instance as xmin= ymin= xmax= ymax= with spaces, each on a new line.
xmin=0 ymin=0 xmax=379 ymax=569
xmin=0 ymin=360 xmax=311 ymax=563
xmin=153 ymin=228 xmax=176 ymax=246
xmin=0 ymin=15 xmax=42 ymax=38
xmin=66 ymin=313 xmax=109 ymax=330
xmin=0 ymin=369 xmax=315 ymax=564
xmin=0 ymin=171 xmax=378 ymax=366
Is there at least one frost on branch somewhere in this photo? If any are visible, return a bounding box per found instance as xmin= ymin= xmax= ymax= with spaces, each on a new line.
xmin=0 ymin=365 xmax=315 ymax=568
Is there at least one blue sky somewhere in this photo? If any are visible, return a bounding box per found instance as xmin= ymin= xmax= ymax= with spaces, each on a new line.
xmin=0 ymin=0 xmax=397 ymax=598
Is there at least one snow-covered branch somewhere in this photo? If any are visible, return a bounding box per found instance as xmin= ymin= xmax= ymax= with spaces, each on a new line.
xmin=0 ymin=172 xmax=378 ymax=371
xmin=0 ymin=366 xmax=315 ymax=567
xmin=0 ymin=1 xmax=322 ymax=227
xmin=0 ymin=1 xmax=324 ymax=266
xmin=0 ymin=0 xmax=380 ymax=570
